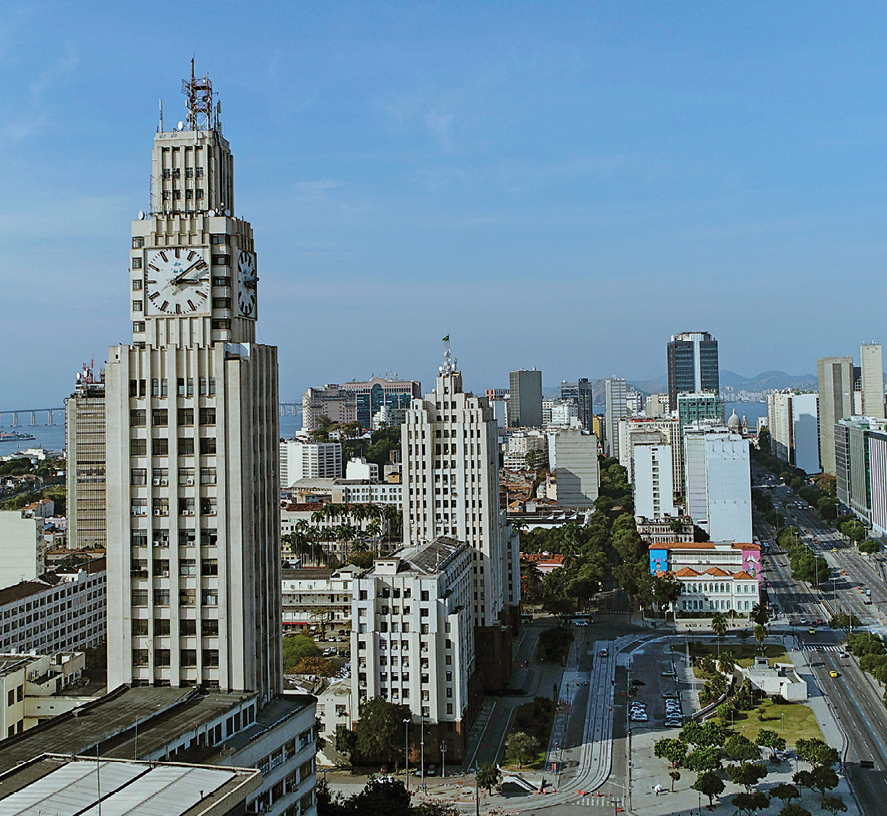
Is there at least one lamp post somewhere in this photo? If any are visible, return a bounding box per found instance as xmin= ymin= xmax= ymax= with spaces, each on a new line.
xmin=403 ymin=718 xmax=411 ymax=790
xmin=440 ymin=741 xmax=447 ymax=779
xmin=474 ymin=762 xmax=480 ymax=816
xmin=420 ymin=710 xmax=425 ymax=790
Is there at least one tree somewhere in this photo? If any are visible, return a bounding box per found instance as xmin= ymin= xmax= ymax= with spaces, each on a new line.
xmin=768 ymin=783 xmax=799 ymax=804
xmin=292 ymin=656 xmax=337 ymax=677
xmin=795 ymin=738 xmax=839 ymax=769
xmin=669 ymin=769 xmax=681 ymax=791
xmin=343 ymin=778 xmax=411 ymax=816
xmin=776 ymin=804 xmax=811 ymax=816
xmin=751 ymin=603 xmax=770 ymax=626
xmin=718 ymin=652 xmax=736 ymax=675
xmin=475 ymin=764 xmax=501 ymax=794
xmin=726 ymin=762 xmax=767 ymax=793
xmin=334 ymin=725 xmax=357 ymax=761
xmin=859 ymin=540 xmax=880 ymax=555
xmin=354 ymin=698 xmax=412 ymax=765
xmin=654 ymin=737 xmax=688 ymax=767
xmin=724 ymin=734 xmax=761 ymax=763
xmin=283 ymin=635 xmax=322 ymax=672
xmin=732 ymin=791 xmax=770 ymax=816
xmin=808 ymin=766 xmax=839 ymax=795
xmin=524 ymin=450 xmax=538 ymax=470
xmin=756 ymin=729 xmax=786 ymax=761
xmin=505 ymin=731 xmax=539 ymax=769
xmin=685 ymin=746 xmax=722 ymax=772
xmin=754 ymin=624 xmax=768 ymax=653
xmin=711 ymin=612 xmax=728 ymax=646
xmin=820 ymin=796 xmax=847 ymax=815
xmin=693 ymin=770 xmax=725 ymax=808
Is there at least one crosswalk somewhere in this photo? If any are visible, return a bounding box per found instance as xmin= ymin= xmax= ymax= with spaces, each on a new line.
xmin=577 ymin=795 xmax=623 ymax=807
xmin=801 ymin=644 xmax=843 ymax=653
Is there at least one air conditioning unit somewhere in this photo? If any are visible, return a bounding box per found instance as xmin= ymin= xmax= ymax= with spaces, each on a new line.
xmin=152 ymin=479 xmax=161 ymax=486
xmin=160 ymin=479 xmax=168 ymax=486
xmin=187 ymin=479 xmax=194 ymax=486
xmin=184 ymin=510 xmax=194 ymax=516
xmin=153 ymin=510 xmax=162 ymax=516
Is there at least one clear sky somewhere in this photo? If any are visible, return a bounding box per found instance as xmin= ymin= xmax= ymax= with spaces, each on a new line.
xmin=2 ymin=1 xmax=886 ymax=408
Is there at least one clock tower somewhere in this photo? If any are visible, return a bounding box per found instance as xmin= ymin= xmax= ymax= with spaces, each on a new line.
xmin=104 ymin=66 xmax=282 ymax=702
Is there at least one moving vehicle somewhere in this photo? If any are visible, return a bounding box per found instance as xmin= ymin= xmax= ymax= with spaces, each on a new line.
xmin=829 ymin=670 xmax=840 ymax=678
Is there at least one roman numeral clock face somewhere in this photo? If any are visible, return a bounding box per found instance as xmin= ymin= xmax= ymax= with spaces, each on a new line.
xmin=144 ymin=249 xmax=209 ymax=315
xmin=237 ymin=251 xmax=258 ymax=317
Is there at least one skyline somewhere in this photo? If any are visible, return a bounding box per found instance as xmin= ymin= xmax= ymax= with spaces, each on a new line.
xmin=2 ymin=2 xmax=887 ymax=407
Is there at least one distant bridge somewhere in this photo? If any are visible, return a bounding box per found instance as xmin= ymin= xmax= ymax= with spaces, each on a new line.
xmin=0 ymin=408 xmax=65 ymax=428
xmin=279 ymin=403 xmax=302 ymax=417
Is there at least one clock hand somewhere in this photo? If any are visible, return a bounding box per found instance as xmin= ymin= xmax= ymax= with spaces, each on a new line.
xmin=170 ymin=261 xmax=203 ymax=285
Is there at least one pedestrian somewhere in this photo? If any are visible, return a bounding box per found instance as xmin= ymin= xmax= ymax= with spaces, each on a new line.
xmin=655 ymin=783 xmax=662 ymax=796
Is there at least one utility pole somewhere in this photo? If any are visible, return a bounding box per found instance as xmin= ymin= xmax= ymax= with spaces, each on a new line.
xmin=403 ymin=718 xmax=411 ymax=790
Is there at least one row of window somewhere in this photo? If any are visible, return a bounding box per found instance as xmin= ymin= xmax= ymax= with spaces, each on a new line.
xmin=132 ymin=618 xmax=219 ymax=636
xmin=131 ymin=438 xmax=217 ymax=456
xmin=131 ymin=498 xmax=218 ymax=516
xmin=132 ymin=408 xmax=216 ymax=426
xmin=129 ymin=378 xmax=216 ymax=398
xmin=131 ymin=558 xmax=218 ymax=576
xmin=131 ymin=529 xmax=218 ymax=547
xmin=132 ymin=589 xmax=218 ymax=606
xmin=132 ymin=467 xmax=216 ymax=485
xmin=132 ymin=649 xmax=219 ymax=666
xmin=162 ymin=167 xmax=204 ymax=180
xmin=680 ymin=582 xmax=758 ymax=595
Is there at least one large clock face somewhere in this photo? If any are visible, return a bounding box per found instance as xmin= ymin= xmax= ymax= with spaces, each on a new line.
xmin=144 ymin=248 xmax=210 ymax=316
xmin=237 ymin=251 xmax=258 ymax=317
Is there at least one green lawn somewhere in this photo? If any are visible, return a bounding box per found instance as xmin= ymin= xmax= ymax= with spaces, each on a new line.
xmin=674 ymin=642 xmax=789 ymax=669
xmin=727 ymin=699 xmax=824 ymax=746
xmin=501 ymin=698 xmax=556 ymax=771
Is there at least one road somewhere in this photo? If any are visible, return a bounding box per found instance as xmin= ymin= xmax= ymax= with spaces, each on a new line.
xmin=754 ymin=474 xmax=887 ymax=816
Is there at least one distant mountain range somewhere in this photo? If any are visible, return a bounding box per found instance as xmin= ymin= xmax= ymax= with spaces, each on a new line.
xmin=629 ymin=370 xmax=818 ymax=396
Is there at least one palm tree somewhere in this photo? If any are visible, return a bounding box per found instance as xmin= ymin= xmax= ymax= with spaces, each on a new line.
xmin=711 ymin=612 xmax=728 ymax=657
xmin=717 ymin=651 xmax=736 ymax=675
xmin=366 ymin=519 xmax=382 ymax=553
xmin=754 ymin=623 xmax=768 ymax=655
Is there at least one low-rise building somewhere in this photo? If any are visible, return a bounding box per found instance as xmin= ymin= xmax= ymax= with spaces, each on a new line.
xmin=740 ymin=656 xmax=808 ymax=701
xmin=281 ymin=566 xmax=362 ymax=637
xmin=636 ymin=515 xmax=694 ymax=545
xmin=649 ymin=540 xmax=761 ymax=616
xmin=351 ymin=537 xmax=477 ymax=761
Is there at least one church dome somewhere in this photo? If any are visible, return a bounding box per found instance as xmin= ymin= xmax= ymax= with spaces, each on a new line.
xmin=727 ymin=408 xmax=742 ymax=431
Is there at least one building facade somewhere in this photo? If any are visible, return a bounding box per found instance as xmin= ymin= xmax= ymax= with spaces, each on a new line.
xmin=301 ymin=378 xmax=422 ymax=432
xmin=0 ymin=512 xmax=46 ymax=587
xmin=667 ymin=331 xmax=719 ymax=412
xmin=633 ymin=443 xmax=676 ymax=519
xmin=560 ymin=379 xmax=593 ymax=430
xmin=508 ymin=369 xmax=543 ymax=428
xmin=548 ymin=430 xmax=599 ymax=508
xmin=65 ymin=367 xmax=107 ymax=551
xmin=604 ymin=378 xmax=628 ymax=460
xmin=280 ymin=440 xmax=342 ymax=487
xmin=818 ymin=356 xmax=855 ymax=476
xmin=103 ymin=71 xmax=282 ymax=701
xmin=765 ymin=391 xmax=820 ymax=474
xmin=350 ymin=538 xmax=476 ymax=761
xmin=835 ymin=416 xmax=887 ymax=536
xmin=860 ymin=343 xmax=885 ymax=419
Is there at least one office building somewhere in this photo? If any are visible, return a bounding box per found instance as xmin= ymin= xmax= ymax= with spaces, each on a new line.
xmin=302 ymin=377 xmax=422 ymax=432
xmin=667 ymin=331 xmax=719 ymax=411
xmin=65 ymin=365 xmax=107 ymax=551
xmin=508 ymin=369 xmax=543 ymax=427
xmin=835 ymin=416 xmax=887 ymax=536
xmin=103 ymin=70 xmax=284 ymax=701
xmin=548 ymin=430 xmax=600 ymax=508
xmin=817 ymin=356 xmax=855 ymax=476
xmin=634 ymin=443 xmax=676 ymax=519
xmin=604 ymin=378 xmax=628 ymax=459
xmin=683 ymin=425 xmax=752 ymax=543
xmin=403 ymin=349 xmax=518 ymax=690
xmin=542 ymin=399 xmax=579 ymax=428
xmin=560 ymin=379 xmax=593 ymax=429
xmin=765 ymin=391 xmax=821 ymax=474
xmin=351 ymin=538 xmax=475 ymax=761
xmin=280 ymin=439 xmax=342 ymax=487
xmin=860 ymin=343 xmax=885 ymax=419
xmin=0 ymin=511 xmax=46 ymax=586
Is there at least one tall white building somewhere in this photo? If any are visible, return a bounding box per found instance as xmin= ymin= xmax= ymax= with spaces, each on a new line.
xmin=634 ymin=443 xmax=676 ymax=519
xmin=860 ymin=343 xmax=885 ymax=419
xmin=280 ymin=440 xmax=342 ymax=487
xmin=402 ymin=347 xmax=518 ymax=691
xmin=548 ymin=430 xmax=599 ymax=508
xmin=104 ymin=71 xmax=282 ymax=700
xmin=0 ymin=512 xmax=46 ymax=587
xmin=351 ymin=538 xmax=475 ymax=760
xmin=683 ymin=425 xmax=752 ymax=543
xmin=765 ymin=391 xmax=820 ymax=474
xmin=604 ymin=378 xmax=628 ymax=460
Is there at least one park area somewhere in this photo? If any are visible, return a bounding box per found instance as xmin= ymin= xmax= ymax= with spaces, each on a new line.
xmin=501 ymin=696 xmax=556 ymax=771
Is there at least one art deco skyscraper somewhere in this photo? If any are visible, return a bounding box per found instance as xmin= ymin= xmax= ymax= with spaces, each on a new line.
xmin=104 ymin=68 xmax=282 ymax=701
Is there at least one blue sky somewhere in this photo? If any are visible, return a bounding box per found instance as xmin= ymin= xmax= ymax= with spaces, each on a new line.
xmin=2 ymin=1 xmax=886 ymax=408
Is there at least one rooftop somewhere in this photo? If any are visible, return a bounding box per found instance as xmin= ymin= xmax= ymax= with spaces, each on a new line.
xmin=396 ymin=536 xmax=466 ymax=575
xmin=648 ymin=541 xmax=759 ymax=552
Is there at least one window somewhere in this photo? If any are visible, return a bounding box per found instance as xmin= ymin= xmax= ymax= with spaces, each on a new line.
xmin=153 ymin=438 xmax=169 ymax=456
xmin=154 ymin=619 xmax=171 ymax=636
xmin=132 ymin=619 xmax=148 ymax=636
xmin=208 ymin=378 xmax=216 ymax=395
xmin=202 ymin=590 xmax=218 ymax=606
xmin=132 ymin=649 xmax=149 ymax=666
xmin=200 ymin=467 xmax=217 ymax=485
xmin=131 ymin=468 xmax=147 ymax=486
xmin=179 ymin=559 xmax=196 ymax=576
xmin=152 ymin=409 xmax=168 ymax=426
xmin=212 ymin=298 xmax=231 ymax=309
xmin=421 ymin=591 xmax=429 ymax=601
xmin=178 ymin=408 xmax=194 ymax=426
xmin=199 ymin=408 xmax=216 ymax=425
xmin=211 ymin=319 xmax=230 ymax=330
xmin=131 ymin=439 xmax=147 ymax=456
xmin=202 ymin=619 xmax=219 ymax=636
xmin=154 ymin=590 xmax=170 ymax=606
xmin=132 ymin=278 xmax=142 ymax=289
xmin=212 ymin=276 xmax=231 ymax=287
xmin=201 ymin=529 xmax=218 ymax=547
xmin=199 ymin=377 xmax=207 ymax=396
xmin=131 ymin=498 xmax=148 ymax=516
xmin=155 ymin=649 xmax=171 ymax=666
xmin=203 ymin=649 xmax=220 ymax=666
xmin=179 ymin=438 xmax=195 ymax=455
xmin=212 ymin=254 xmax=230 ymax=266
xmin=153 ymin=559 xmax=169 ymax=576
xmin=132 ymin=590 xmax=149 ymax=607
xmin=201 ymin=559 xmax=218 ymax=576
xmin=133 ymin=321 xmax=146 ymax=333
xmin=133 ymin=237 xmax=145 ymax=248
xmin=200 ymin=438 xmax=217 ymax=455
xmin=201 ymin=497 xmax=217 ymax=515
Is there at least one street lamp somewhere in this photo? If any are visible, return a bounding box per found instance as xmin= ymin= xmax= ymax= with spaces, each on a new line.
xmin=420 ymin=710 xmax=425 ymax=790
xmin=440 ymin=741 xmax=447 ymax=779
xmin=403 ymin=718 xmax=411 ymax=790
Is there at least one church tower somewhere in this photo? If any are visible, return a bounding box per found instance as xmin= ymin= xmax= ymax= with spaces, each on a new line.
xmin=104 ymin=66 xmax=282 ymax=702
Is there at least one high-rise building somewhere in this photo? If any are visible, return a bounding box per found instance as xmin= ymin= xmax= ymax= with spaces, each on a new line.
xmin=508 ymin=369 xmax=543 ymax=428
xmin=604 ymin=378 xmax=628 ymax=459
xmin=683 ymin=425 xmax=752 ymax=543
xmin=667 ymin=331 xmax=719 ymax=411
xmin=66 ymin=365 xmax=107 ymax=551
xmin=634 ymin=443 xmax=676 ymax=519
xmin=548 ymin=430 xmax=600 ymax=508
xmin=560 ymin=378 xmax=593 ymax=429
xmin=301 ymin=377 xmax=422 ymax=432
xmin=836 ymin=416 xmax=887 ymax=537
xmin=765 ymin=391 xmax=820 ymax=474
xmin=104 ymin=70 xmax=281 ymax=700
xmin=817 ymin=356 xmax=855 ymax=476
xmin=279 ymin=440 xmax=342 ymax=487
xmin=403 ymin=348 xmax=518 ymax=690
xmin=860 ymin=343 xmax=885 ymax=420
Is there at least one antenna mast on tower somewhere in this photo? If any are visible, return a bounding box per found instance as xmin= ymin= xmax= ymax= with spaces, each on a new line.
xmin=182 ymin=59 xmax=214 ymax=131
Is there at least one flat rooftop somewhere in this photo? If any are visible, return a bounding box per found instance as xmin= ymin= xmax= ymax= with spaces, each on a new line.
xmin=0 ymin=754 xmax=260 ymax=816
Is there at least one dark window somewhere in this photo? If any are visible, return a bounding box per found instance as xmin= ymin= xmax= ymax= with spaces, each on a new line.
xmin=153 ymin=438 xmax=169 ymax=456
xmin=178 ymin=408 xmax=194 ymax=426
xmin=152 ymin=409 xmax=168 ymax=426
xmin=179 ymin=438 xmax=195 ymax=455
xmin=199 ymin=408 xmax=216 ymax=425
xmin=130 ymin=410 xmax=146 ymax=426
xmin=200 ymin=438 xmax=217 ymax=455
xmin=131 ymin=439 xmax=147 ymax=456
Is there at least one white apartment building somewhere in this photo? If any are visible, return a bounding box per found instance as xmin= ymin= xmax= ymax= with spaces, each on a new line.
xmin=402 ymin=350 xmax=519 ymax=692
xmin=0 ymin=558 xmax=106 ymax=655
xmin=503 ymin=430 xmax=548 ymax=471
xmin=351 ymin=538 xmax=475 ymax=761
xmin=280 ymin=440 xmax=342 ymax=487
xmin=345 ymin=457 xmax=379 ymax=481
xmin=604 ymin=378 xmax=628 ymax=459
xmin=860 ymin=343 xmax=886 ymax=420
xmin=684 ymin=425 xmax=752 ymax=543
xmin=634 ymin=443 xmax=676 ymax=519
xmin=0 ymin=512 xmax=46 ymax=587
xmin=542 ymin=399 xmax=579 ymax=428
xmin=285 ymin=478 xmax=402 ymax=507
xmin=548 ymin=430 xmax=599 ymax=508
xmin=618 ymin=416 xmax=680 ymax=487
xmin=281 ymin=566 xmax=360 ymax=637
xmin=766 ymin=391 xmax=821 ymax=474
